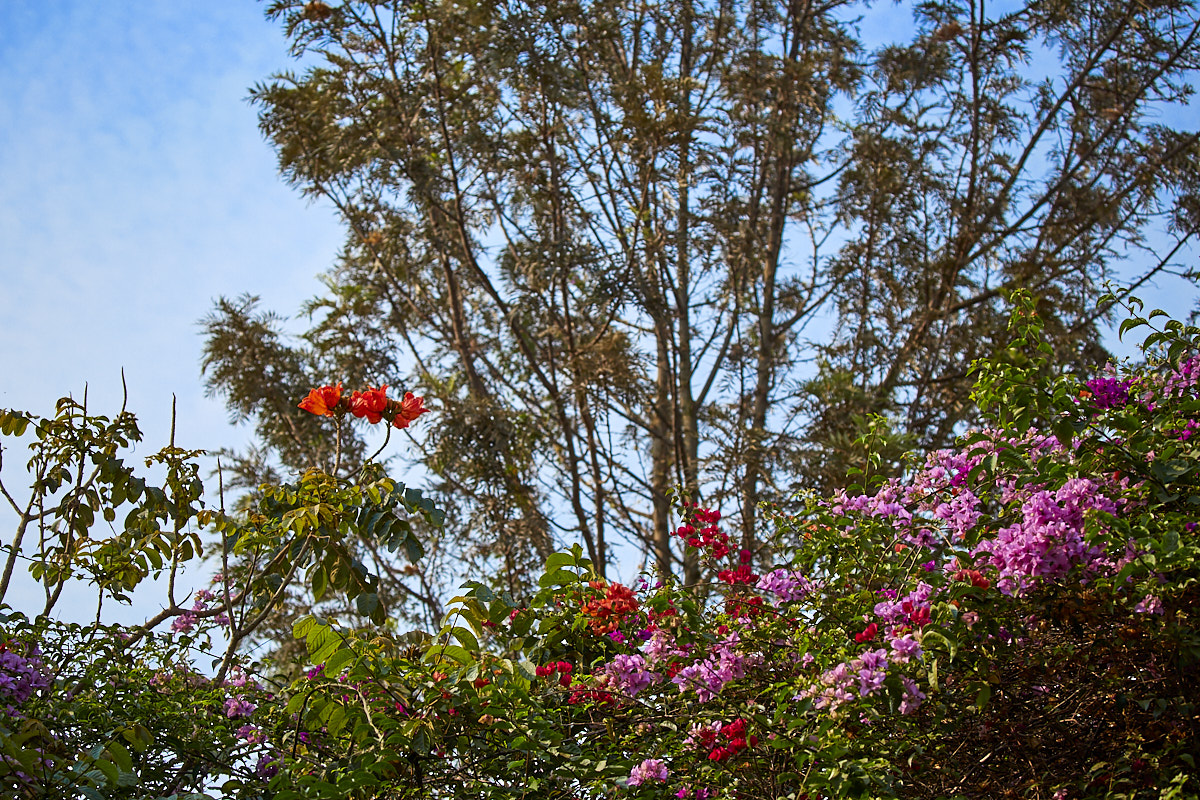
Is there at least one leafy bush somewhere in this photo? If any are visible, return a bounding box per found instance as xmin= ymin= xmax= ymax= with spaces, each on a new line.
xmin=2 ymin=296 xmax=1197 ymax=798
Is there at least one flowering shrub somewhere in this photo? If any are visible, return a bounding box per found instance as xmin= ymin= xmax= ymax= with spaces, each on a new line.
xmin=0 ymin=386 xmax=436 ymax=797
xmin=252 ymin=297 xmax=1197 ymax=799
xmin=1 ymin=297 xmax=1197 ymax=798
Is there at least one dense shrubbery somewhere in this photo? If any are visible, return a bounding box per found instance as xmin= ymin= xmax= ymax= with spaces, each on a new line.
xmin=2 ymin=296 xmax=1198 ymax=798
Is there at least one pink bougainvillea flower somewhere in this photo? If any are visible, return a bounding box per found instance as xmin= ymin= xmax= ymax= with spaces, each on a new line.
xmin=298 ymin=383 xmax=343 ymax=417
xmin=627 ymin=758 xmax=668 ymax=786
xmin=350 ymin=385 xmax=389 ymax=424
xmin=393 ymin=391 xmax=430 ymax=428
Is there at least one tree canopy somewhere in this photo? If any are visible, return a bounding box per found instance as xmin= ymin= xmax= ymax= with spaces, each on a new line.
xmin=202 ymin=0 xmax=1200 ymax=621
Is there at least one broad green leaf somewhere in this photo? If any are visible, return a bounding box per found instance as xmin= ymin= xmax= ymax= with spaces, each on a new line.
xmin=355 ymin=591 xmax=380 ymax=618
xmin=449 ymin=625 xmax=479 ymax=652
xmin=423 ymin=643 xmax=473 ymax=666
xmin=324 ymin=647 xmax=357 ymax=676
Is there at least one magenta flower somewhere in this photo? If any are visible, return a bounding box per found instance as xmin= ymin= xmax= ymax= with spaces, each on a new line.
xmin=603 ymin=653 xmax=660 ymax=697
xmin=899 ymin=676 xmax=926 ymax=715
xmin=627 ymin=758 xmax=668 ymax=786
xmin=224 ymin=696 xmax=257 ymax=719
xmin=170 ymin=612 xmax=197 ymax=634
xmin=889 ymin=634 xmax=923 ymax=664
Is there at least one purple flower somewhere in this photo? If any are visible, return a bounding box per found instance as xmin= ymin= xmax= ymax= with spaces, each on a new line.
xmin=237 ymin=724 xmax=266 ymax=744
xmin=1134 ymin=595 xmax=1164 ymax=615
xmin=899 ymin=676 xmax=926 ymax=715
xmin=627 ymin=758 xmax=668 ymax=786
xmin=756 ymin=569 xmax=814 ymax=603
xmin=1163 ymin=355 xmax=1200 ymax=397
xmin=807 ymin=661 xmax=857 ymax=711
xmin=972 ymin=478 xmax=1116 ymax=594
xmin=0 ymin=642 xmax=49 ymax=707
xmin=224 ymin=696 xmax=257 ymax=719
xmin=889 ymin=634 xmax=923 ymax=664
xmin=856 ymin=666 xmax=886 ymax=697
xmin=1085 ymin=377 xmax=1131 ymax=409
xmin=858 ymin=648 xmax=889 ymax=672
xmin=641 ymin=629 xmax=685 ymax=666
xmin=671 ymin=632 xmax=753 ymax=702
xmin=255 ymin=753 xmax=280 ymax=779
xmin=602 ymin=653 xmax=660 ymax=697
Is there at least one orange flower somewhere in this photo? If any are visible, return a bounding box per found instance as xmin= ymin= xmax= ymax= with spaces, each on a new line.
xmin=298 ymin=383 xmax=343 ymax=417
xmin=393 ymin=392 xmax=430 ymax=429
xmin=350 ymin=385 xmax=389 ymax=424
xmin=581 ymin=580 xmax=639 ymax=635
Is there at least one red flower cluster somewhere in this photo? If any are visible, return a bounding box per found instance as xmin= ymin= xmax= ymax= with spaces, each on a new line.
xmin=706 ymin=718 xmax=758 ymax=762
xmin=297 ymin=383 xmax=344 ymax=417
xmin=724 ymin=594 xmax=765 ymax=618
xmin=897 ymin=597 xmax=932 ymax=627
xmin=536 ymin=661 xmax=573 ymax=688
xmin=953 ymin=568 xmax=991 ymax=590
xmin=298 ymin=384 xmax=430 ymax=429
xmin=581 ymin=580 xmax=639 ymax=635
xmin=673 ymin=504 xmax=730 ymax=559
xmin=349 ymin=385 xmax=389 ymax=423
xmin=393 ymin=392 xmax=430 ymax=429
xmin=717 ymin=564 xmax=758 ymax=586
xmin=854 ymin=622 xmax=879 ymax=643
xmin=567 ymin=688 xmax=614 ymax=705
xmin=647 ymin=601 xmax=678 ymax=623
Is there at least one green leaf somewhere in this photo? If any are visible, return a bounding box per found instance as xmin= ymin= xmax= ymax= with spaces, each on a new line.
xmin=404 ymin=535 xmax=424 ymax=564
xmin=308 ymin=625 xmax=344 ymax=663
xmin=1151 ymin=458 xmax=1191 ymax=485
xmin=1119 ymin=317 xmax=1147 ymax=341
xmin=93 ymin=756 xmax=119 ymax=786
xmin=544 ymin=551 xmax=578 ymax=572
xmin=538 ymin=568 xmax=582 ymax=588
xmin=921 ymin=629 xmax=958 ymax=662
xmin=355 ymin=592 xmax=380 ymax=618
xmin=120 ymin=724 xmax=153 ymax=753
xmin=514 ymin=659 xmax=537 ymax=682
xmin=449 ymin=625 xmax=479 ymax=652
xmin=1052 ymin=416 xmax=1076 ymax=448
xmin=293 ymin=614 xmax=318 ymax=640
xmin=311 ymin=563 xmax=329 ymax=602
xmin=975 ymin=682 xmax=992 ymax=710
xmin=423 ymin=643 xmax=473 ymax=666
xmin=106 ymin=741 xmax=133 ymax=773
xmin=324 ymin=647 xmax=356 ymax=676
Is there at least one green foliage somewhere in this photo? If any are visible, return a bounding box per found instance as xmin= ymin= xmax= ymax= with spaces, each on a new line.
xmin=238 ymin=299 xmax=1194 ymax=798
xmin=0 ymin=391 xmax=446 ymax=797
xmin=4 ymin=299 xmax=1200 ymax=799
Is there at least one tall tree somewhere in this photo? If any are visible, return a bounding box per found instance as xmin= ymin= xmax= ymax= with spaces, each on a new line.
xmin=203 ymin=0 xmax=1200 ymax=612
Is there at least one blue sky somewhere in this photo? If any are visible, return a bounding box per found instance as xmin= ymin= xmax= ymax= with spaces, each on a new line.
xmin=0 ymin=2 xmax=344 ymax=620
xmin=0 ymin=2 xmax=343 ymax=452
